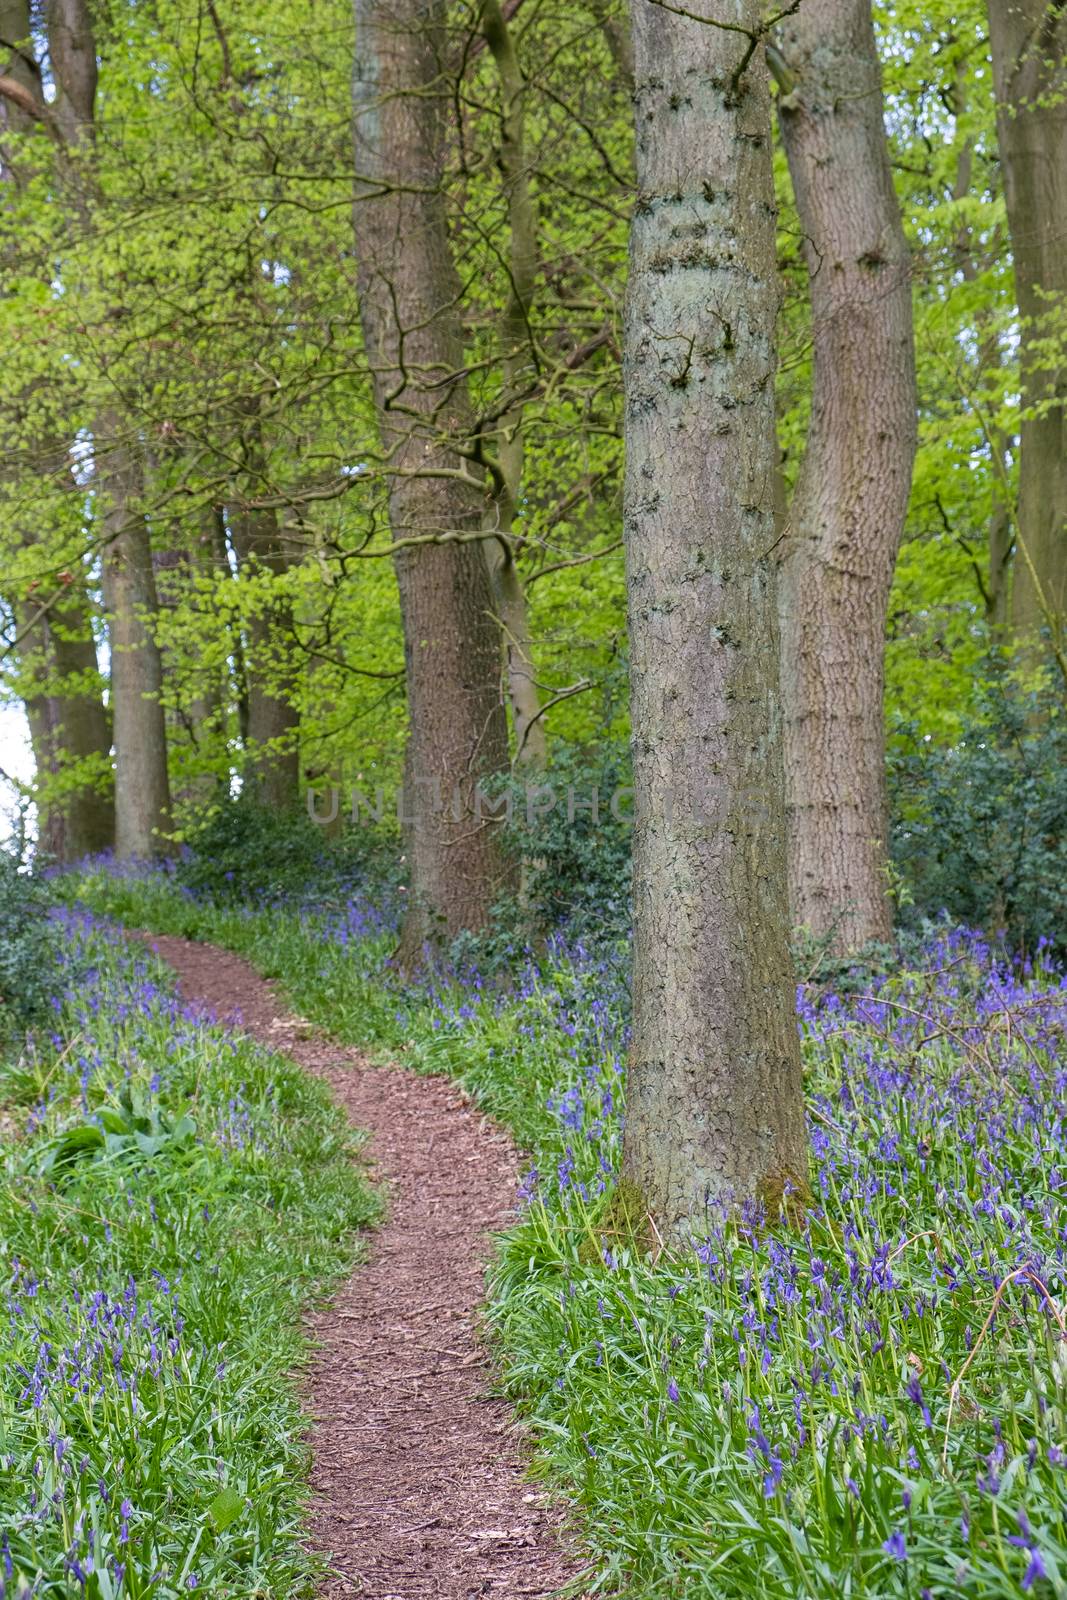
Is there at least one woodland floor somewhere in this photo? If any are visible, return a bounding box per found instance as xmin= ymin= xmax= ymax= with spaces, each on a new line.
xmin=136 ymin=933 xmax=585 ymax=1600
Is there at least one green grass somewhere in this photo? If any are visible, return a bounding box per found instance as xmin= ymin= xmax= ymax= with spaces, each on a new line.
xmin=0 ymin=905 xmax=378 ymax=1598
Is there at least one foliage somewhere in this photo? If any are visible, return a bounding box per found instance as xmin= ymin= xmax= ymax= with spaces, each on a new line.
xmin=454 ymin=745 xmax=633 ymax=969
xmin=172 ymin=794 xmax=398 ymax=913
xmin=890 ymin=659 xmax=1067 ymax=953
xmin=71 ymin=868 xmax=1067 ymax=1600
xmin=1 ymin=0 xmax=1039 ymax=825
xmin=0 ymin=0 xmax=631 ymax=821
xmin=0 ymin=847 xmax=63 ymax=1040
xmin=0 ymin=907 xmax=377 ymax=1596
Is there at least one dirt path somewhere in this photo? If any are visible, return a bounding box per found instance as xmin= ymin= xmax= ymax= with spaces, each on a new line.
xmin=138 ymin=934 xmax=584 ymax=1600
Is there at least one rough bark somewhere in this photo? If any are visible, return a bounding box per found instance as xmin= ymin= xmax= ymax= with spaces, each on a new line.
xmin=620 ymin=4 xmax=808 ymax=1243
xmin=98 ymin=423 xmax=172 ymax=857
xmin=987 ymin=0 xmax=1067 ymax=644
xmin=228 ymin=498 xmax=301 ymax=811
xmin=352 ymin=0 xmax=512 ymax=965
xmin=771 ymin=0 xmax=917 ymax=952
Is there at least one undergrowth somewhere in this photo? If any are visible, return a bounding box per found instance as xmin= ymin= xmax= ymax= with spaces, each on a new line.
xmin=0 ymin=904 xmax=377 ymax=1598
xmin=71 ymin=864 xmax=1067 ymax=1598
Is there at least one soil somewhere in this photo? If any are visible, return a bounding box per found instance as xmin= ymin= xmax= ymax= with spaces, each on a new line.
xmin=135 ymin=933 xmax=586 ymax=1600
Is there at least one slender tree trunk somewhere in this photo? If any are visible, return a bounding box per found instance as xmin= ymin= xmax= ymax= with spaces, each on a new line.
xmin=17 ymin=622 xmax=62 ymax=851
xmin=771 ymin=0 xmax=917 ymax=952
xmin=480 ymin=0 xmax=545 ymax=765
xmin=1 ymin=5 xmax=112 ymax=856
xmin=14 ymin=589 xmax=111 ymax=858
xmin=950 ymin=91 xmax=1014 ymax=628
xmin=228 ymin=498 xmax=301 ymax=810
xmin=589 ymin=0 xmax=634 ymax=88
xmin=352 ymin=0 xmax=512 ymax=965
xmin=43 ymin=0 xmax=171 ymax=858
xmin=620 ymin=4 xmax=807 ymax=1243
xmin=987 ymin=0 xmax=1067 ymax=645
xmin=153 ymin=509 xmax=227 ymax=812
xmin=98 ymin=430 xmax=172 ymax=858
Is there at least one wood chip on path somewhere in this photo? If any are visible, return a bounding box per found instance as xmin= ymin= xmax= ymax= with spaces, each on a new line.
xmin=134 ymin=932 xmax=590 ymax=1600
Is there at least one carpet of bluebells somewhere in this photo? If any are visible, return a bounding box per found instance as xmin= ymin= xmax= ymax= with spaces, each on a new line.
xmin=72 ymin=863 xmax=1067 ymax=1597
xmin=0 ymin=906 xmax=376 ymax=1598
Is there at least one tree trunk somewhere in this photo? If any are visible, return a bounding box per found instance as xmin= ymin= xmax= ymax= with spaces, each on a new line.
xmin=771 ymin=0 xmax=917 ymax=952
xmin=352 ymin=0 xmax=512 ymax=965
xmin=154 ymin=509 xmax=227 ymax=812
xmin=41 ymin=0 xmax=171 ymax=858
xmin=620 ymin=4 xmax=808 ymax=1244
xmin=482 ymin=0 xmax=545 ymax=766
xmin=987 ymin=0 xmax=1067 ymax=644
xmin=228 ymin=499 xmax=301 ymax=810
xmin=21 ymin=588 xmax=113 ymax=859
xmin=949 ymin=86 xmax=1014 ymax=629
xmin=1 ymin=6 xmax=112 ymax=857
xmin=589 ymin=0 xmax=634 ymax=88
xmin=98 ymin=425 xmax=172 ymax=858
xmin=485 ymin=539 xmax=545 ymax=763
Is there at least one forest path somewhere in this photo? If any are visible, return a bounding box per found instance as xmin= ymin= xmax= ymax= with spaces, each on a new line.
xmin=137 ymin=933 xmax=583 ymax=1600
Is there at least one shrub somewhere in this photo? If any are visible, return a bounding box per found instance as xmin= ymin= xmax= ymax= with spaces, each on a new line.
xmin=889 ymin=658 xmax=1067 ymax=954
xmin=0 ymin=846 xmax=62 ymax=1039
xmin=174 ymin=794 xmax=396 ymax=910
xmin=0 ymin=906 xmax=375 ymax=1594
xmin=463 ymin=744 xmax=633 ymax=965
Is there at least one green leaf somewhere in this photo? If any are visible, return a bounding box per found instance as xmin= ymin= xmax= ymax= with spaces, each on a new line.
xmin=98 ymin=1107 xmax=131 ymax=1135
xmin=206 ymin=1485 xmax=245 ymax=1533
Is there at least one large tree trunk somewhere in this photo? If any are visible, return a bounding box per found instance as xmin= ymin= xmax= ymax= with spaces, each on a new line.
xmin=15 ymin=585 xmax=114 ymax=859
xmin=771 ymin=0 xmax=917 ymax=952
xmin=228 ymin=498 xmax=301 ymax=810
xmin=98 ymin=425 xmax=172 ymax=858
xmin=352 ymin=0 xmax=512 ymax=965
xmin=620 ymin=4 xmax=807 ymax=1243
xmin=988 ymin=0 xmax=1067 ymax=645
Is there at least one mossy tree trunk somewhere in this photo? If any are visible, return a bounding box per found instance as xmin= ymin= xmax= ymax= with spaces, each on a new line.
xmin=620 ymin=1 xmax=807 ymax=1244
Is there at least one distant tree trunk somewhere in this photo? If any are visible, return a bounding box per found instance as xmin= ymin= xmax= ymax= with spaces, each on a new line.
xmin=0 ymin=0 xmax=40 ymax=134
xmin=42 ymin=0 xmax=171 ymax=858
xmin=771 ymin=0 xmax=917 ymax=952
xmin=1 ymin=5 xmax=112 ymax=857
xmin=228 ymin=497 xmax=301 ymax=810
xmin=154 ymin=508 xmax=227 ymax=812
xmin=620 ymin=3 xmax=808 ymax=1243
xmin=98 ymin=426 xmax=172 ymax=858
xmin=15 ymin=586 xmax=113 ymax=859
xmin=949 ymin=91 xmax=1014 ymax=628
xmin=352 ymin=0 xmax=512 ymax=965
xmin=482 ymin=0 xmax=545 ymax=766
xmin=987 ymin=0 xmax=1067 ymax=645
xmin=589 ymin=0 xmax=634 ymax=87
